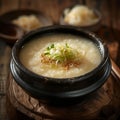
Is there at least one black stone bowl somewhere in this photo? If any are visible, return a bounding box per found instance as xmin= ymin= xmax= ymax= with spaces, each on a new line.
xmin=10 ymin=25 xmax=111 ymax=106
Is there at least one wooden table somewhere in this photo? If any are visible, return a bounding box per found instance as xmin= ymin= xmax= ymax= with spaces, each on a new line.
xmin=0 ymin=0 xmax=120 ymax=120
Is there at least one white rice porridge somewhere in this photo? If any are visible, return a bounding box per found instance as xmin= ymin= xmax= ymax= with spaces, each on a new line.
xmin=20 ymin=34 xmax=101 ymax=78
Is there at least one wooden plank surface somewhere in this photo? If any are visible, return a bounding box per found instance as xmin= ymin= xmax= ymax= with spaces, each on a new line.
xmin=0 ymin=0 xmax=120 ymax=120
xmin=7 ymin=74 xmax=120 ymax=120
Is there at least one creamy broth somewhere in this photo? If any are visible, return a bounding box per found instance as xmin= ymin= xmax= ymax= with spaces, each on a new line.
xmin=20 ymin=34 xmax=101 ymax=78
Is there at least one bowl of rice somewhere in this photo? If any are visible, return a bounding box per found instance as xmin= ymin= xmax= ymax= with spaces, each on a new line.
xmin=60 ymin=5 xmax=102 ymax=31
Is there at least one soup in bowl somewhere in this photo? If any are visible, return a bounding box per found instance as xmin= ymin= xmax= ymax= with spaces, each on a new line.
xmin=20 ymin=33 xmax=101 ymax=78
xmin=10 ymin=26 xmax=111 ymax=105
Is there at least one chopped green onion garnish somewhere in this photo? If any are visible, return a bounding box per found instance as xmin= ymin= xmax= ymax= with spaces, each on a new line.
xmin=41 ymin=43 xmax=82 ymax=70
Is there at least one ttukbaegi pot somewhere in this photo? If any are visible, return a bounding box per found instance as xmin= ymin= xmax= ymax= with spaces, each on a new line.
xmin=10 ymin=25 xmax=111 ymax=106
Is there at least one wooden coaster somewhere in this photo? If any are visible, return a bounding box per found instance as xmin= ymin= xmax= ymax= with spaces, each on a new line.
xmin=7 ymin=74 xmax=120 ymax=120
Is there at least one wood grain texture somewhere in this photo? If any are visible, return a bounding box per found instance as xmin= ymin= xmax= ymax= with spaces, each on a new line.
xmin=0 ymin=0 xmax=19 ymax=14
xmin=0 ymin=41 xmax=11 ymax=120
xmin=7 ymin=74 xmax=120 ymax=120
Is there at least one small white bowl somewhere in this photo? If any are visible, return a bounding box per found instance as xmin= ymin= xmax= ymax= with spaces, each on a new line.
xmin=60 ymin=5 xmax=102 ymax=32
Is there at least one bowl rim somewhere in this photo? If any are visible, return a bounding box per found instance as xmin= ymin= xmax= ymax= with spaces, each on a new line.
xmin=12 ymin=25 xmax=108 ymax=84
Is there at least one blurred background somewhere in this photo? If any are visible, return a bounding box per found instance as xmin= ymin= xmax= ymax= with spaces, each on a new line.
xmin=0 ymin=0 xmax=120 ymax=66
